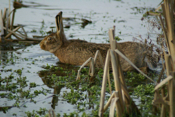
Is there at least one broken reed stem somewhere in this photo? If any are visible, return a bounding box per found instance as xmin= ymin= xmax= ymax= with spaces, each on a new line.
xmin=159 ymin=14 xmax=170 ymax=53
xmin=108 ymin=28 xmax=115 ymax=48
xmin=164 ymin=0 xmax=175 ymax=68
xmin=113 ymin=40 xmax=127 ymax=87
xmin=8 ymin=0 xmax=11 ymax=29
xmin=169 ymin=72 xmax=175 ymax=117
xmin=94 ymin=50 xmax=100 ymax=69
xmin=164 ymin=53 xmax=175 ymax=117
xmin=94 ymin=50 xmax=104 ymax=68
xmin=76 ymin=57 xmax=92 ymax=80
xmin=5 ymin=26 xmax=20 ymax=39
xmin=164 ymin=54 xmax=171 ymax=76
xmin=11 ymin=9 xmax=16 ymax=30
xmin=107 ymin=67 xmax=112 ymax=95
xmin=104 ymin=91 xmax=117 ymax=112
xmin=110 ymin=50 xmax=125 ymax=113
xmin=114 ymin=49 xmax=155 ymax=84
xmin=160 ymin=86 xmax=166 ymax=117
xmin=89 ymin=57 xmax=95 ymax=77
xmin=99 ymin=50 xmax=110 ymax=117
xmin=154 ymin=75 xmax=173 ymax=91
xmin=109 ymin=97 xmax=120 ymax=117
xmin=0 ymin=10 xmax=4 ymax=36
xmin=5 ymin=8 xmax=9 ymax=35
xmin=121 ymin=83 xmax=141 ymax=115
xmin=157 ymin=64 xmax=165 ymax=83
xmin=3 ymin=25 xmax=26 ymax=38
xmin=8 ymin=8 xmax=15 ymax=17
xmin=3 ymin=8 xmax=7 ymax=21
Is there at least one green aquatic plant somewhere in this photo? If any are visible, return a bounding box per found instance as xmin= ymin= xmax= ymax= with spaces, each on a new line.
xmin=39 ymin=20 xmax=47 ymax=36
xmin=115 ymin=36 xmax=122 ymax=41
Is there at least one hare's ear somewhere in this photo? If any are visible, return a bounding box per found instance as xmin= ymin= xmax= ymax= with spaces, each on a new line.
xmin=55 ymin=11 xmax=64 ymax=37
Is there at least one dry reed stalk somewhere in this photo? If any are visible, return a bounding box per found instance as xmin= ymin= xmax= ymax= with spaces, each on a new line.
xmin=3 ymin=27 xmax=25 ymax=39
xmin=164 ymin=52 xmax=175 ymax=117
xmin=154 ymin=75 xmax=173 ymax=90
xmin=89 ymin=50 xmax=103 ymax=77
xmin=169 ymin=72 xmax=175 ymax=117
xmin=112 ymin=40 xmax=129 ymax=108
xmin=99 ymin=27 xmax=141 ymax=116
xmin=93 ymin=50 xmax=104 ymax=68
xmin=8 ymin=8 xmax=15 ymax=17
xmin=110 ymin=93 xmax=125 ymax=117
xmin=157 ymin=66 xmax=165 ymax=83
xmin=5 ymin=8 xmax=9 ymax=36
xmin=108 ymin=28 xmax=114 ymax=47
xmin=99 ymin=50 xmax=110 ymax=117
xmin=89 ymin=58 xmax=95 ymax=77
xmin=161 ymin=3 xmax=167 ymax=30
xmin=120 ymin=83 xmax=140 ymax=115
xmin=147 ymin=11 xmax=160 ymax=16
xmin=114 ymin=91 xmax=123 ymax=117
xmin=153 ymin=91 xmax=169 ymax=107
xmin=112 ymin=40 xmax=127 ymax=88
xmin=103 ymin=91 xmax=118 ymax=112
xmin=155 ymin=5 xmax=162 ymax=12
xmin=3 ymin=8 xmax=7 ymax=21
xmin=163 ymin=0 xmax=175 ymax=68
xmin=110 ymin=50 xmax=125 ymax=113
xmin=10 ymin=9 xmax=16 ymax=30
xmin=164 ymin=53 xmax=171 ymax=76
xmin=48 ymin=109 xmax=56 ymax=117
xmin=114 ymin=49 xmax=155 ymax=83
xmin=107 ymin=67 xmax=112 ymax=95
xmin=77 ymin=50 xmax=104 ymax=80
xmin=159 ymin=15 xmax=170 ymax=52
xmin=76 ymin=57 xmax=93 ymax=80
xmin=8 ymin=0 xmax=11 ymax=28
xmin=109 ymin=97 xmax=120 ymax=117
xmin=160 ymin=86 xmax=166 ymax=117
xmin=26 ymin=37 xmax=43 ymax=41
xmin=5 ymin=26 xmax=20 ymax=39
xmin=21 ymin=27 xmax=27 ymax=37
xmin=108 ymin=91 xmax=123 ymax=117
xmin=0 ymin=10 xmax=4 ymax=36
xmin=17 ymin=26 xmax=27 ymax=37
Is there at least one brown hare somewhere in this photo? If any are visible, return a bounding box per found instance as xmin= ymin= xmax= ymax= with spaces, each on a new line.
xmin=40 ymin=11 xmax=150 ymax=71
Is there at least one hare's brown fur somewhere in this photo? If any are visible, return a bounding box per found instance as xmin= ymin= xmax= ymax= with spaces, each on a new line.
xmin=40 ymin=12 xmax=148 ymax=71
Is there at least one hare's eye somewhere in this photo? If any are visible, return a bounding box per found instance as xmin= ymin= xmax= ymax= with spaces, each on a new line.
xmin=48 ymin=37 xmax=52 ymax=40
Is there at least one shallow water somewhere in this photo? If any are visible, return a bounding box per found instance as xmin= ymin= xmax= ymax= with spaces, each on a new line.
xmin=0 ymin=0 xmax=160 ymax=116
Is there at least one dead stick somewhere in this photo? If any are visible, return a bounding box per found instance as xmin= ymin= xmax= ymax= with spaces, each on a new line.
xmin=10 ymin=9 xmax=16 ymax=30
xmin=99 ymin=50 xmax=110 ymax=117
xmin=21 ymin=26 xmax=27 ymax=38
xmin=157 ymin=66 xmax=165 ymax=83
xmin=115 ymin=49 xmax=155 ymax=84
xmin=5 ymin=26 xmax=20 ymax=39
xmin=3 ymin=27 xmax=25 ymax=39
xmin=110 ymin=50 xmax=125 ymax=113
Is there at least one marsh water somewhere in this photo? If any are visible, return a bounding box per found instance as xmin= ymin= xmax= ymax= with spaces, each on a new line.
xmin=0 ymin=0 xmax=161 ymax=116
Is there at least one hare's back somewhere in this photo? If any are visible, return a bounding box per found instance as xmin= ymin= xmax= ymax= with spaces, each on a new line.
xmin=60 ymin=42 xmax=110 ymax=65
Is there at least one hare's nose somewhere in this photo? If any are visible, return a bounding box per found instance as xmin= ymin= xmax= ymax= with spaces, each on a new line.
xmin=48 ymin=37 xmax=52 ymax=40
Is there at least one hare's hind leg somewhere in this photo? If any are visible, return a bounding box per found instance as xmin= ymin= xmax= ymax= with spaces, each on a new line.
xmin=76 ymin=50 xmax=104 ymax=80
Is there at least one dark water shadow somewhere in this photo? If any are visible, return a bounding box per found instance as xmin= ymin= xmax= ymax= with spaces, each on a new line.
xmin=38 ymin=63 xmax=98 ymax=111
